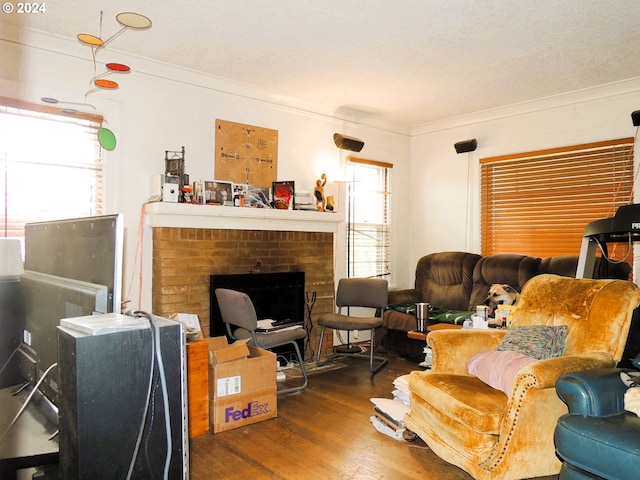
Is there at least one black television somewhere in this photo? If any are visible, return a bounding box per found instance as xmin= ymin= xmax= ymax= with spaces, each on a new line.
xmin=209 ymin=271 xmax=305 ymax=339
xmin=18 ymin=271 xmax=109 ymax=407
xmin=24 ymin=214 xmax=124 ymax=313
xmin=13 ymin=214 xmax=123 ymax=409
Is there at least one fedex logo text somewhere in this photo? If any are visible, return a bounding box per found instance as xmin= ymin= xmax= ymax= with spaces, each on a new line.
xmin=225 ymin=401 xmax=271 ymax=423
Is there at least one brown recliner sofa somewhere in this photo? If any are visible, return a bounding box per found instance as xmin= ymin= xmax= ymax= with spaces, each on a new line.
xmin=381 ymin=252 xmax=631 ymax=356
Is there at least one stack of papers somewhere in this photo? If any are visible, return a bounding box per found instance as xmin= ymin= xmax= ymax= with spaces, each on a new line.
xmin=392 ymin=374 xmax=411 ymax=405
xmin=420 ymin=346 xmax=433 ymax=369
xmin=294 ymin=191 xmax=317 ymax=210
xmin=369 ymin=396 xmax=410 ymax=441
xmin=369 ymin=374 xmax=413 ymax=440
xmin=256 ymin=319 xmax=303 ymax=334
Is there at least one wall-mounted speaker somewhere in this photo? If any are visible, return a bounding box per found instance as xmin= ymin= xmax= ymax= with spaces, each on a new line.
xmin=333 ymin=133 xmax=364 ymax=152
xmin=454 ymin=139 xmax=477 ymax=154
xmin=632 ymin=110 xmax=640 ymax=127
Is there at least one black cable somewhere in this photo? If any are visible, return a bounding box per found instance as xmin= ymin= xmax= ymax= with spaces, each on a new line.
xmin=594 ymin=236 xmax=633 ymax=265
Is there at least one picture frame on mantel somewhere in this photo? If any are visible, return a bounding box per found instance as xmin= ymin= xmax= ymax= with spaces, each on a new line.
xmin=206 ymin=180 xmax=233 ymax=205
xmin=272 ymin=181 xmax=295 ymax=210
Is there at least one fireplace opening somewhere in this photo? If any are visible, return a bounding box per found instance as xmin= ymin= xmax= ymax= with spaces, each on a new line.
xmin=209 ymin=271 xmax=306 ymax=360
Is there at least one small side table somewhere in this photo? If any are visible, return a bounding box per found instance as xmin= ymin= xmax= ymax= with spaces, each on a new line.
xmin=407 ymin=330 xmax=427 ymax=341
xmin=408 ymin=324 xmax=463 ymax=369
xmin=408 ymin=323 xmax=463 ymax=341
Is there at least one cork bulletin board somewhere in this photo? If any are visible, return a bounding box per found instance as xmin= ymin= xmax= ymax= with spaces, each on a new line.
xmin=214 ymin=119 xmax=278 ymax=188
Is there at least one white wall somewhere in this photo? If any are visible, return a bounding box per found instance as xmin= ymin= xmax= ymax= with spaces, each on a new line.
xmin=407 ymin=79 xmax=640 ymax=288
xmin=0 ymin=25 xmax=411 ymax=311
xmin=4 ymin=24 xmax=640 ymax=302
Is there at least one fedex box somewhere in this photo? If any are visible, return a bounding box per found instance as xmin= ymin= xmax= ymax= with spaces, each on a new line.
xmin=207 ymin=337 xmax=277 ymax=433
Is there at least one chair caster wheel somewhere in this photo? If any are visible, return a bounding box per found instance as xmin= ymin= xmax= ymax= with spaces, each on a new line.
xmin=403 ymin=429 xmax=418 ymax=442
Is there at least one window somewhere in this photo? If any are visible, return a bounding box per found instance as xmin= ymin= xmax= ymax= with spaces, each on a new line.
xmin=480 ymin=138 xmax=634 ymax=258
xmin=345 ymin=157 xmax=392 ymax=278
xmin=0 ymin=98 xmax=103 ymax=246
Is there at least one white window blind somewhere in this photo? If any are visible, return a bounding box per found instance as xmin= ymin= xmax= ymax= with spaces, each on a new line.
xmin=480 ymin=138 xmax=635 ymax=258
xmin=0 ymin=98 xmax=103 ymax=245
xmin=346 ymin=157 xmax=392 ymax=279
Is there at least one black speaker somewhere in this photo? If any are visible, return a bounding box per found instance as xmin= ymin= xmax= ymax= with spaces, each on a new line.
xmin=454 ymin=139 xmax=477 ymax=154
xmin=632 ymin=110 xmax=640 ymax=127
xmin=333 ymin=133 xmax=364 ymax=152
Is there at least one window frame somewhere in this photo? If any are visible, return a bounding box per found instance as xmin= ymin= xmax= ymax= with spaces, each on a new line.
xmin=345 ymin=156 xmax=392 ymax=279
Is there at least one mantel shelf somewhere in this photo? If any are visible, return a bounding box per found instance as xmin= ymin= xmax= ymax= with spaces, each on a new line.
xmin=144 ymin=202 xmax=344 ymax=233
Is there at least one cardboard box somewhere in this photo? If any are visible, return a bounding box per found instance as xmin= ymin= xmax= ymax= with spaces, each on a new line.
xmin=206 ymin=336 xmax=250 ymax=364
xmin=207 ymin=338 xmax=277 ymax=433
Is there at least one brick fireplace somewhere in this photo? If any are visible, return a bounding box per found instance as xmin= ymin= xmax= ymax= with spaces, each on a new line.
xmin=145 ymin=203 xmax=343 ymax=358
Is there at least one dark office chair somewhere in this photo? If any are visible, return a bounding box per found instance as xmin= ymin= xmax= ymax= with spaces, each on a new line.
xmin=215 ymin=288 xmax=308 ymax=395
xmin=316 ymin=277 xmax=388 ymax=375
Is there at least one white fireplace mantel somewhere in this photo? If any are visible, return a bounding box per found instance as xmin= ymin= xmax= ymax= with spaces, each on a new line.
xmin=144 ymin=202 xmax=344 ymax=233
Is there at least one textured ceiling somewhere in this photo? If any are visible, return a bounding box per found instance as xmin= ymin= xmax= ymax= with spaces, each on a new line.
xmin=4 ymin=0 xmax=640 ymax=128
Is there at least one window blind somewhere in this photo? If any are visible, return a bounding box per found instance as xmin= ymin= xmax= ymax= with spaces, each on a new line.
xmin=480 ymin=138 xmax=635 ymax=258
xmin=0 ymin=97 xmax=103 ymax=241
xmin=346 ymin=157 xmax=392 ymax=279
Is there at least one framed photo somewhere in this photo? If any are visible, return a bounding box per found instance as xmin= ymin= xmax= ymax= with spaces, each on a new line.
xmin=232 ymin=183 xmax=248 ymax=196
xmin=206 ymin=180 xmax=233 ymax=205
xmin=231 ymin=183 xmax=249 ymax=206
xmin=272 ymin=181 xmax=295 ymax=210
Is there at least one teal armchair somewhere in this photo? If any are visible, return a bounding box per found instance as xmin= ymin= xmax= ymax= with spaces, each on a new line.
xmin=554 ymin=354 xmax=640 ymax=480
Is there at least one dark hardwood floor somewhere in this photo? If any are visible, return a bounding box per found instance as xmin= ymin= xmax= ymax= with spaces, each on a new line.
xmin=189 ymin=353 xmax=559 ymax=480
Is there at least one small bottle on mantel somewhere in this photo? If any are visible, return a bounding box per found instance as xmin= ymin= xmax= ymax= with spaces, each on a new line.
xmin=182 ymin=185 xmax=193 ymax=203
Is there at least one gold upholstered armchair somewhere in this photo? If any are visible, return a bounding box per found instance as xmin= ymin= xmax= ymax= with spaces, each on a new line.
xmin=404 ymin=274 xmax=640 ymax=480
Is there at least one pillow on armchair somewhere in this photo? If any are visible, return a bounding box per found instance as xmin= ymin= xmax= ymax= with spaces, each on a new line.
xmin=466 ymin=350 xmax=537 ymax=395
xmin=466 ymin=325 xmax=569 ymax=395
xmin=496 ymin=324 xmax=568 ymax=359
